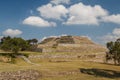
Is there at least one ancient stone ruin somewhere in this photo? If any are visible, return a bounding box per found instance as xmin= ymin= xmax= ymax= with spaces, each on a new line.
xmin=37 ymin=35 xmax=106 ymax=53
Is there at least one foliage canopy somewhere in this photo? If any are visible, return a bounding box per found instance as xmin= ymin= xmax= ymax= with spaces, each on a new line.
xmin=106 ymin=39 xmax=120 ymax=65
xmin=0 ymin=36 xmax=30 ymax=53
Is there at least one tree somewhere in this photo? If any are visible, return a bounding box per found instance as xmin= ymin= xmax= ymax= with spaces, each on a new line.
xmin=106 ymin=39 xmax=120 ymax=65
xmin=26 ymin=38 xmax=38 ymax=51
xmin=0 ymin=36 xmax=12 ymax=51
xmin=0 ymin=36 xmax=11 ymax=45
xmin=0 ymin=37 xmax=30 ymax=53
xmin=26 ymin=38 xmax=38 ymax=45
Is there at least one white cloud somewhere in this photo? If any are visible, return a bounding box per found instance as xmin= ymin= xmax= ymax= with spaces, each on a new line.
xmin=37 ymin=4 xmax=68 ymax=20
xmin=23 ymin=2 xmax=120 ymax=27
xmin=101 ymin=34 xmax=117 ymax=42
xmin=2 ymin=29 xmax=22 ymax=37
xmin=23 ymin=16 xmax=56 ymax=27
xmin=102 ymin=14 xmax=120 ymax=24
xmin=112 ymin=28 xmax=120 ymax=35
xmin=50 ymin=0 xmax=70 ymax=5
xmin=64 ymin=3 xmax=108 ymax=25
xmin=100 ymin=28 xmax=120 ymax=44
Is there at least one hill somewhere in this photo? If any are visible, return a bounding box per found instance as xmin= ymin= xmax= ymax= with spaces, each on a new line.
xmin=37 ymin=35 xmax=106 ymax=53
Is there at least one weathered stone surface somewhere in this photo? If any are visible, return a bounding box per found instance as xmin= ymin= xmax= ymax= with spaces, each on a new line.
xmin=0 ymin=69 xmax=41 ymax=80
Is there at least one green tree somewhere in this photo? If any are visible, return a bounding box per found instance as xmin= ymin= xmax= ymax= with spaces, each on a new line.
xmin=0 ymin=36 xmax=12 ymax=51
xmin=26 ymin=38 xmax=38 ymax=51
xmin=0 ymin=37 xmax=30 ymax=53
xmin=26 ymin=38 xmax=38 ymax=45
xmin=106 ymin=39 xmax=120 ymax=65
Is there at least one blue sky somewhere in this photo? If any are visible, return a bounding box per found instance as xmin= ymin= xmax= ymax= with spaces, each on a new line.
xmin=0 ymin=0 xmax=120 ymax=45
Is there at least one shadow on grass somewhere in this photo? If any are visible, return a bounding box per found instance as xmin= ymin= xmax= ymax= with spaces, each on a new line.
xmin=80 ymin=68 xmax=120 ymax=78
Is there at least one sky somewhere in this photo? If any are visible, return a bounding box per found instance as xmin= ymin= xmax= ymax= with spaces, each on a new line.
xmin=0 ymin=0 xmax=120 ymax=45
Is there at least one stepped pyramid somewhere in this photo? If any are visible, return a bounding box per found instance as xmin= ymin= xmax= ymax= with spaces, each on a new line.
xmin=37 ymin=35 xmax=106 ymax=53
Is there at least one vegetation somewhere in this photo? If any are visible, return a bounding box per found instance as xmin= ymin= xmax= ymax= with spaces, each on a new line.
xmin=26 ymin=38 xmax=38 ymax=45
xmin=0 ymin=36 xmax=38 ymax=63
xmin=26 ymin=38 xmax=38 ymax=51
xmin=0 ymin=36 xmax=30 ymax=53
xmin=0 ymin=36 xmax=38 ymax=53
xmin=106 ymin=38 xmax=120 ymax=65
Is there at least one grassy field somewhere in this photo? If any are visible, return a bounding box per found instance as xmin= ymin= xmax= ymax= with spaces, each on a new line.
xmin=0 ymin=56 xmax=120 ymax=80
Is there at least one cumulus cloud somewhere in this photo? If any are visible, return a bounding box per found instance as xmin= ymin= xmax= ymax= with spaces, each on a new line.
xmin=23 ymin=2 xmax=120 ymax=27
xmin=102 ymin=14 xmax=120 ymax=24
xmin=64 ymin=3 xmax=108 ymax=25
xmin=2 ymin=29 xmax=22 ymax=37
xmin=100 ymin=28 xmax=120 ymax=44
xmin=23 ymin=16 xmax=56 ymax=27
xmin=37 ymin=4 xmax=68 ymax=20
xmin=50 ymin=0 xmax=70 ymax=5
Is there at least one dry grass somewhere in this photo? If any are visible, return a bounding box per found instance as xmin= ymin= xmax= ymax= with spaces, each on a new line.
xmin=0 ymin=57 xmax=120 ymax=80
xmin=0 ymin=50 xmax=119 ymax=80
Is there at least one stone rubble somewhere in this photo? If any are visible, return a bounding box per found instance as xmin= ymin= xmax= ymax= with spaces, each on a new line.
xmin=0 ymin=69 xmax=41 ymax=80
